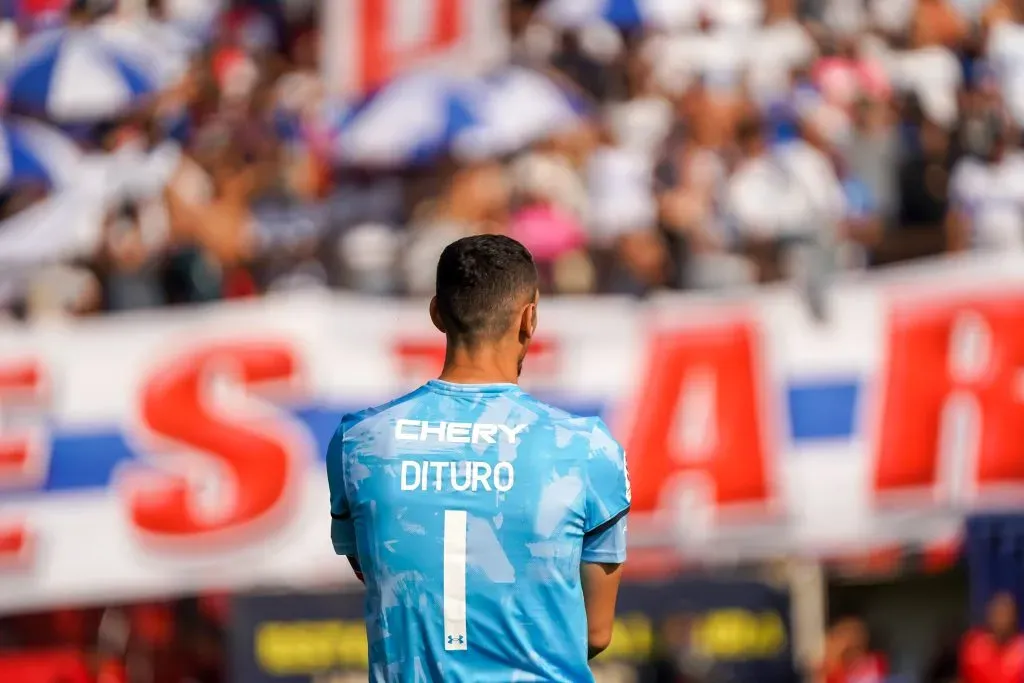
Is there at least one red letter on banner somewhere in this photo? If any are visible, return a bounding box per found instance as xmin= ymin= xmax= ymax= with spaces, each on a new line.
xmin=624 ymin=319 xmax=772 ymax=517
xmin=0 ymin=360 xmax=46 ymax=566
xmin=875 ymin=295 xmax=1024 ymax=501
xmin=361 ymin=0 xmax=462 ymax=91
xmin=128 ymin=343 xmax=302 ymax=543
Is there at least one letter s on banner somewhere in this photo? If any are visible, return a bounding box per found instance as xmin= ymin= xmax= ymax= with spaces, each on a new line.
xmin=0 ymin=360 xmax=47 ymax=567
xmin=875 ymin=294 xmax=1024 ymax=503
xmin=624 ymin=318 xmax=773 ymax=519
xmin=125 ymin=342 xmax=303 ymax=545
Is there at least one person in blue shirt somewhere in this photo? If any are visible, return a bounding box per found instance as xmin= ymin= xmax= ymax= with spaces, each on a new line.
xmin=327 ymin=234 xmax=630 ymax=682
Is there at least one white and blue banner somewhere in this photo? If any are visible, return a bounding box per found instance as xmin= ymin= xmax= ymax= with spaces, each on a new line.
xmin=0 ymin=255 xmax=1023 ymax=611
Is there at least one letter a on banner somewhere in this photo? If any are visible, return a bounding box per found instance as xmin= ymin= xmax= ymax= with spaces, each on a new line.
xmin=875 ymin=295 xmax=1024 ymax=503
xmin=624 ymin=318 xmax=773 ymax=519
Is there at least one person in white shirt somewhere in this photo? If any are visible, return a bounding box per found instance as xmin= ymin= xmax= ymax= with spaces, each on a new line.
xmin=947 ymin=112 xmax=1024 ymax=252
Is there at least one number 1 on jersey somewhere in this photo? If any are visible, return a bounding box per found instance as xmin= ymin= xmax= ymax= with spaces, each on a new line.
xmin=443 ymin=509 xmax=468 ymax=651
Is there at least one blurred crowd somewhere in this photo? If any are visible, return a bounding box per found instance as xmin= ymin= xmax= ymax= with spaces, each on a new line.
xmin=0 ymin=0 xmax=1023 ymax=322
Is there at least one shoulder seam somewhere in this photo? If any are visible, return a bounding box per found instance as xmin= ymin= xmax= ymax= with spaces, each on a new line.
xmin=342 ymin=385 xmax=431 ymax=432
xmin=509 ymin=391 xmax=598 ymax=425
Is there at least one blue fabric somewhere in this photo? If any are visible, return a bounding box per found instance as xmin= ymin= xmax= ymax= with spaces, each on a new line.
xmin=336 ymin=77 xmax=481 ymax=166
xmin=6 ymin=33 xmax=63 ymax=113
xmin=5 ymin=125 xmax=51 ymax=185
xmin=843 ymin=177 xmax=878 ymax=220
xmin=604 ymin=0 xmax=643 ymax=27
xmin=327 ymin=380 xmax=630 ymax=681
xmin=337 ymin=68 xmax=584 ymax=166
xmin=966 ymin=514 xmax=1024 ymax=625
xmin=0 ymin=119 xmax=77 ymax=188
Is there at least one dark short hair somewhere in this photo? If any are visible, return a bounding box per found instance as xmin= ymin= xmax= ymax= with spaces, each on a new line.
xmin=435 ymin=235 xmax=538 ymax=343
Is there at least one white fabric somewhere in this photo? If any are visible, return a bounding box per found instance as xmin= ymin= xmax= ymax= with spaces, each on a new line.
xmin=542 ymin=0 xmax=760 ymax=29
xmin=456 ymin=68 xmax=580 ymax=158
xmin=587 ymin=145 xmax=656 ymax=240
xmin=987 ymin=21 xmax=1024 ymax=125
xmin=747 ymin=20 xmax=817 ymax=105
xmin=0 ymin=118 xmax=82 ymax=190
xmin=892 ymin=47 xmax=962 ymax=127
xmin=95 ymin=18 xmax=193 ymax=85
xmin=605 ymin=96 xmax=674 ymax=158
xmin=869 ymin=0 xmax=916 ymax=34
xmin=49 ymin=36 xmax=138 ymax=122
xmin=0 ymin=188 xmax=107 ymax=265
xmin=655 ymin=31 xmax=748 ymax=94
xmin=950 ymin=153 xmax=1024 ymax=251
xmin=341 ymin=73 xmax=470 ymax=165
xmin=511 ymin=152 xmax=589 ymax=219
xmin=725 ymin=142 xmax=844 ymax=242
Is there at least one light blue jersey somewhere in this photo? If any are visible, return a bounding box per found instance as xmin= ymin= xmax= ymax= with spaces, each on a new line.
xmin=327 ymin=380 xmax=630 ymax=682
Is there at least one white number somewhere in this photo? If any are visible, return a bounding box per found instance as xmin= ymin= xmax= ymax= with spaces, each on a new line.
xmin=443 ymin=509 xmax=468 ymax=651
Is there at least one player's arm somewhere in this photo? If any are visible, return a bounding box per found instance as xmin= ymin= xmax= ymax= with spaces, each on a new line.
xmin=581 ymin=419 xmax=631 ymax=659
xmin=581 ymin=561 xmax=624 ymax=659
xmin=326 ymin=420 xmax=362 ymax=584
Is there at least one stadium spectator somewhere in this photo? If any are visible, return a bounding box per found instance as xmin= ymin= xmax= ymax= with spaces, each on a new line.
xmin=819 ymin=616 xmax=889 ymax=683
xmin=959 ymin=592 xmax=1024 ymax=683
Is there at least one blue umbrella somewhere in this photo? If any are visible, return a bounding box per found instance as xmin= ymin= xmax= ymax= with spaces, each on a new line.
xmin=94 ymin=17 xmax=201 ymax=86
xmin=5 ymin=27 xmax=163 ymax=123
xmin=539 ymin=0 xmax=646 ymax=28
xmin=0 ymin=117 xmax=81 ymax=189
xmin=453 ymin=67 xmax=590 ymax=160
xmin=540 ymin=0 xmax=749 ymax=28
xmin=332 ymin=71 xmax=479 ymax=167
xmin=331 ymin=67 xmax=588 ymax=167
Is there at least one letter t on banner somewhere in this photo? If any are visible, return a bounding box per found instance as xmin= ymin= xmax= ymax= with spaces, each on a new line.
xmin=624 ymin=319 xmax=773 ymax=521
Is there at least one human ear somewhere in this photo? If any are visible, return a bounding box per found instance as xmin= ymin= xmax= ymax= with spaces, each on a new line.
xmin=429 ymin=297 xmax=446 ymax=334
xmin=519 ymin=303 xmax=537 ymax=341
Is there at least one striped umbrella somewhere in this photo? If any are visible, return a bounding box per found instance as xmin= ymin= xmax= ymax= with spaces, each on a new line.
xmin=539 ymin=0 xmax=761 ymax=29
xmin=331 ymin=71 xmax=480 ymax=167
xmin=453 ymin=67 xmax=590 ymax=160
xmin=5 ymin=27 xmax=164 ymax=122
xmin=330 ymin=67 xmax=589 ymax=167
xmin=0 ymin=116 xmax=80 ymax=189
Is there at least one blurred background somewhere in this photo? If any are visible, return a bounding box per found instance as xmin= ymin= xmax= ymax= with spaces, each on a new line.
xmin=1 ymin=0 xmax=1024 ymax=681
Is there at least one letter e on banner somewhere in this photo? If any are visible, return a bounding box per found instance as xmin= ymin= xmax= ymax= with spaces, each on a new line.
xmin=624 ymin=318 xmax=773 ymax=521
xmin=0 ymin=360 xmax=47 ymax=568
xmin=126 ymin=342 xmax=304 ymax=547
xmin=875 ymin=294 xmax=1024 ymax=504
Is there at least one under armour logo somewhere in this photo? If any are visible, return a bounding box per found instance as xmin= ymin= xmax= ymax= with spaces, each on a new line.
xmin=447 ymin=635 xmax=465 ymax=645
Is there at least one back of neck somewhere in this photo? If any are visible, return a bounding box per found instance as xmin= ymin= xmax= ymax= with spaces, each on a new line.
xmin=438 ymin=344 xmax=519 ymax=385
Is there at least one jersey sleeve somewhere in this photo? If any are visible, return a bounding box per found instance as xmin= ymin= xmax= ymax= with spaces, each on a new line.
xmin=326 ymin=420 xmax=357 ymax=557
xmin=582 ymin=418 xmax=631 ymax=564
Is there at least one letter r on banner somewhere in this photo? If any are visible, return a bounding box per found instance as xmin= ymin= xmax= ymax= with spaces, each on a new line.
xmin=875 ymin=295 xmax=1024 ymax=502
xmin=624 ymin=319 xmax=773 ymax=518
